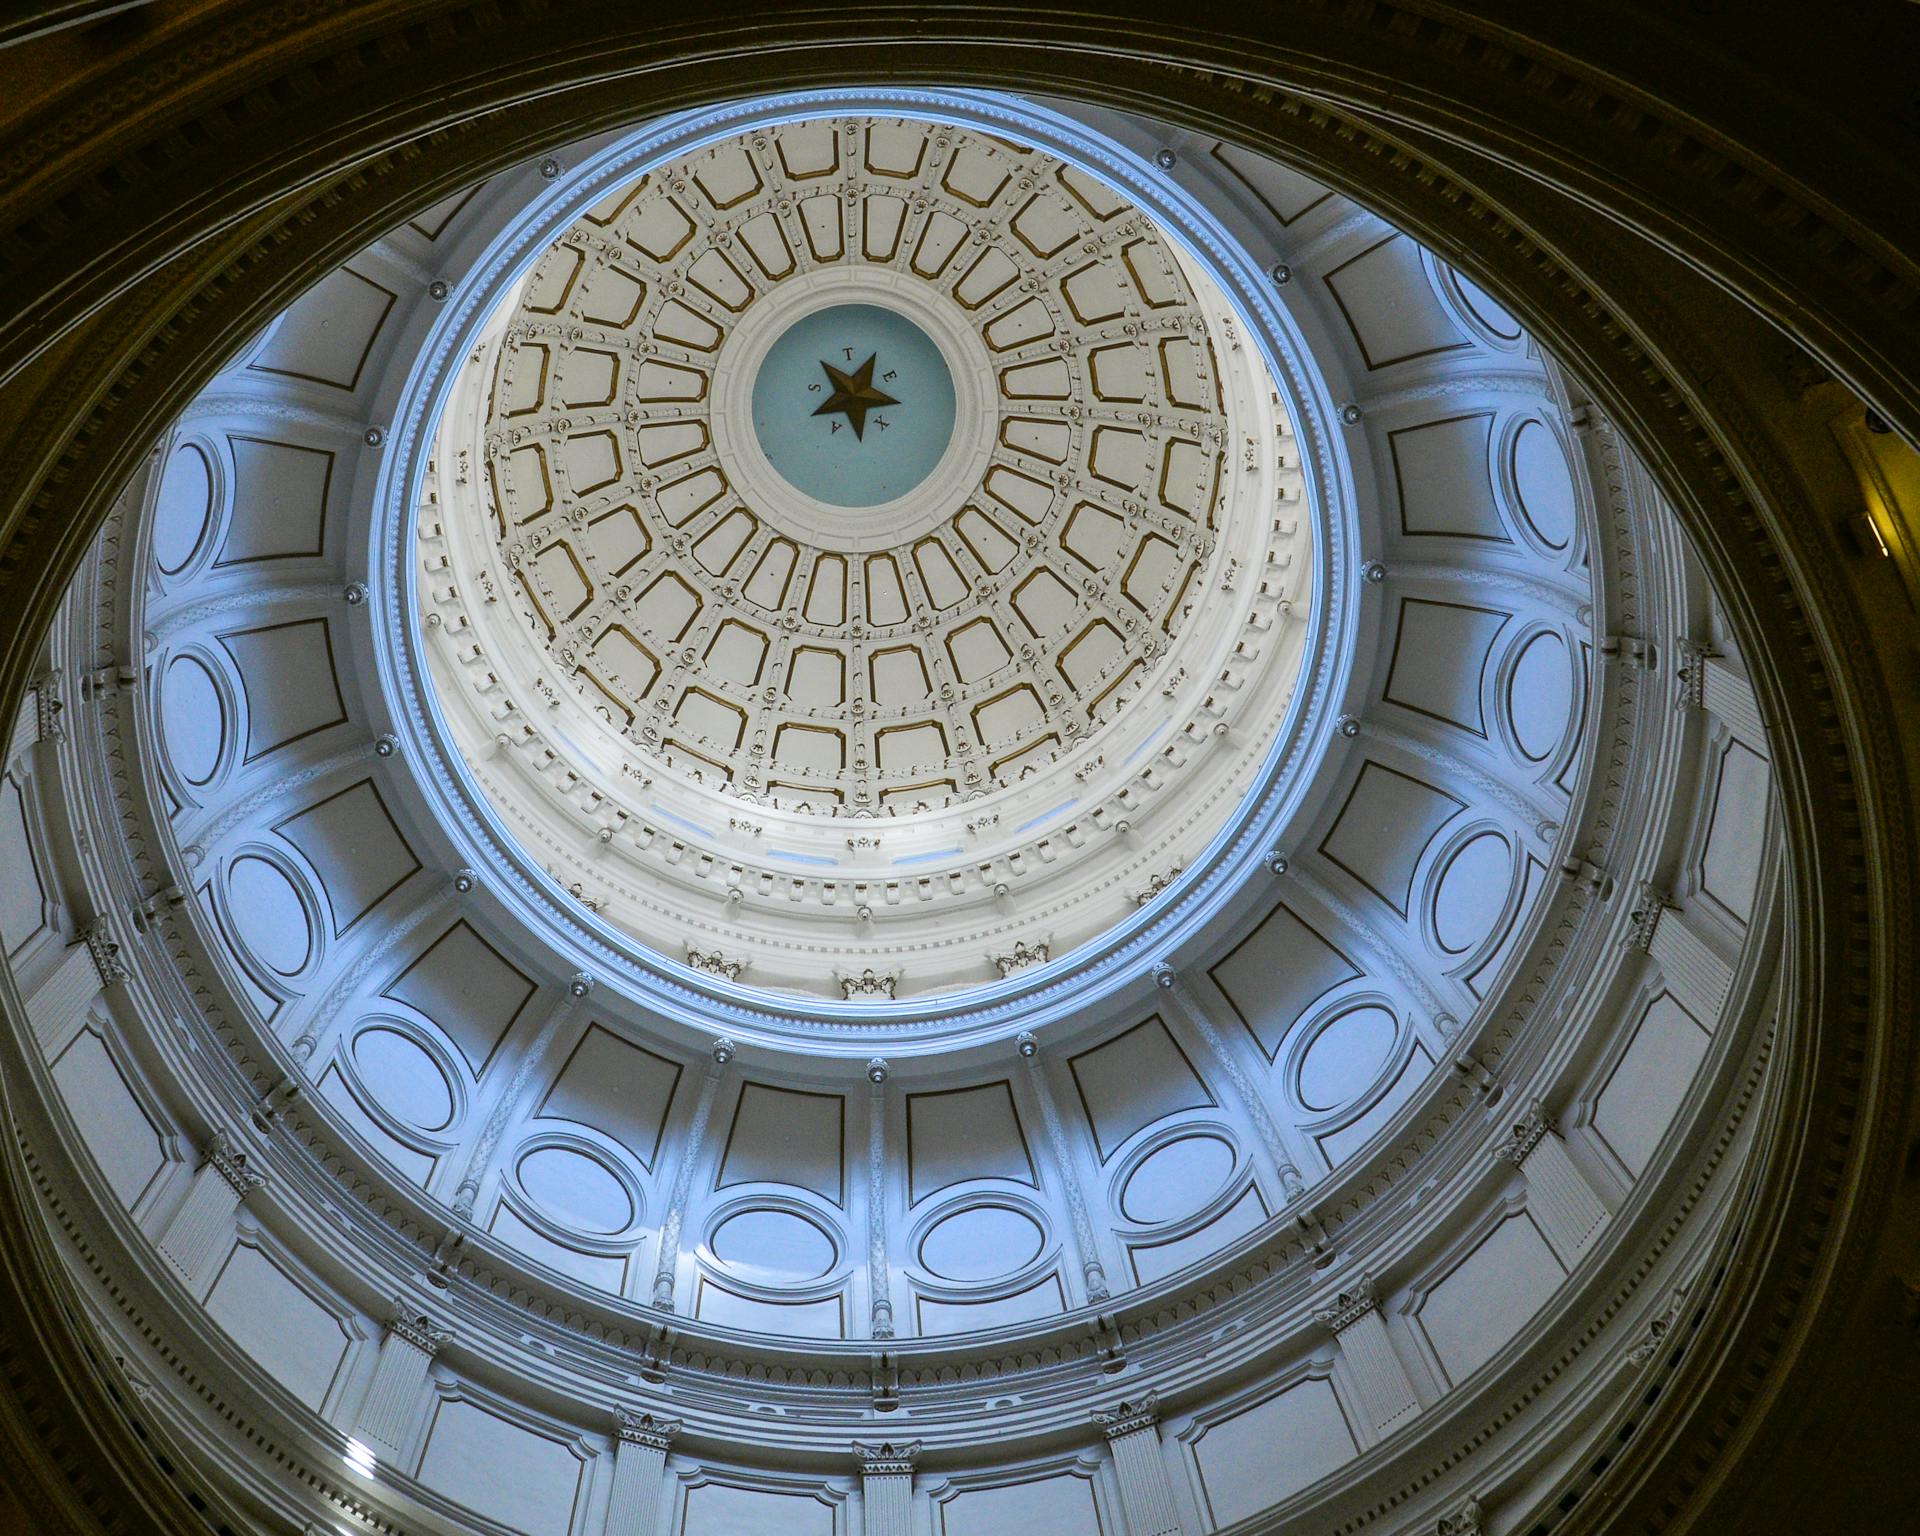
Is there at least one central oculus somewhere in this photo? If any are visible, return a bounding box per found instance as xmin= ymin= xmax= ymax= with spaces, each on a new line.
xmin=750 ymin=302 xmax=956 ymax=508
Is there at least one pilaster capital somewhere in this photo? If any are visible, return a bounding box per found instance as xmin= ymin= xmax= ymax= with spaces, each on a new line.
xmin=386 ymin=1301 xmax=452 ymax=1356
xmin=32 ymin=671 xmax=65 ymax=743
xmin=614 ymin=1407 xmax=680 ymax=1451
xmin=1495 ymin=1099 xmax=1553 ymax=1167
xmin=1312 ymin=1274 xmax=1379 ymax=1335
xmin=1675 ymin=638 xmax=1712 ymax=710
xmin=1091 ymin=1390 xmax=1159 ymax=1440
xmin=1624 ymin=881 xmax=1670 ymax=953
xmin=81 ymin=916 xmax=127 ymax=986
xmin=201 ymin=1129 xmax=264 ymax=1197
xmin=1436 ymin=1494 xmax=1484 ymax=1536
xmin=853 ymin=1438 xmax=921 ymax=1476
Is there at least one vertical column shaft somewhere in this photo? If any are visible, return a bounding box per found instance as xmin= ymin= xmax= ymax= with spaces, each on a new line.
xmin=1497 ymin=1102 xmax=1610 ymax=1266
xmin=27 ymin=929 xmax=115 ymax=1055
xmin=1649 ymin=905 xmax=1733 ymax=1022
xmin=156 ymin=1131 xmax=262 ymax=1290
xmin=605 ymin=1411 xmax=678 ymax=1536
xmin=855 ymin=1441 xmax=920 ymax=1536
xmin=1092 ymin=1396 xmax=1185 ymax=1536
xmin=1313 ymin=1278 xmax=1420 ymax=1434
xmin=354 ymin=1306 xmax=451 ymax=1460
xmin=1702 ymin=656 xmax=1765 ymax=745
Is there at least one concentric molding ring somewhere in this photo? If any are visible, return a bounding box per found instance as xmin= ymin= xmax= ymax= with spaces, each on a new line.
xmin=370 ymin=87 xmax=1359 ymax=1051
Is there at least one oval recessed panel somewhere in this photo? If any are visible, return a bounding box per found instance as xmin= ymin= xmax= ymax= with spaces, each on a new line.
xmin=517 ymin=1145 xmax=633 ymax=1234
xmin=226 ymin=856 xmax=312 ymax=975
xmin=153 ymin=442 xmax=215 ymax=575
xmin=161 ymin=655 xmax=225 ymax=786
xmin=1432 ymin=832 xmax=1514 ymax=954
xmin=710 ymin=1208 xmax=837 ymax=1284
xmin=919 ymin=1204 xmax=1045 ymax=1283
xmin=1510 ymin=419 xmax=1577 ymax=550
xmin=1120 ymin=1134 xmax=1236 ymax=1226
xmin=1454 ymin=271 xmax=1523 ymax=341
xmin=1509 ymin=630 xmax=1574 ymax=761
xmin=352 ymin=1026 xmax=454 ymax=1132
xmin=1297 ymin=1007 xmax=1397 ymax=1113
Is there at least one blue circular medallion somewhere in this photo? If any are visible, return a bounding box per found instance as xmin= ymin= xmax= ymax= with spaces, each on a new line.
xmin=750 ymin=303 xmax=956 ymax=507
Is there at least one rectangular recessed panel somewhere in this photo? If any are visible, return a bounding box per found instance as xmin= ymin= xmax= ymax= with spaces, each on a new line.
xmin=870 ymin=646 xmax=930 ymax=704
xmin=218 ymin=436 xmax=332 ymax=565
xmin=694 ymin=1280 xmax=843 ymax=1340
xmin=1319 ymin=761 xmax=1466 ymax=915
xmin=1390 ymin=413 xmax=1508 ymax=540
xmin=1206 ymin=141 xmax=1334 ymax=225
xmin=417 ymin=1400 xmax=584 ymax=1536
xmin=937 ymin=1466 xmax=1102 ymax=1536
xmin=785 ymin=647 xmax=844 ymax=708
xmin=1383 ymin=599 xmax=1511 ymax=736
xmin=1699 ymin=739 xmax=1771 ymax=922
xmin=972 ymin=684 xmax=1045 ymax=744
xmin=0 ymin=774 xmax=48 ymax=957
xmin=1210 ymin=900 xmax=1362 ymax=1059
xmin=247 ymin=266 xmax=396 ymax=390
xmin=1594 ymin=990 xmax=1712 ymax=1177
xmin=538 ymin=1023 xmax=682 ymax=1167
xmin=488 ymin=1204 xmax=627 ymax=1294
xmin=1130 ymin=1185 xmax=1267 ymax=1284
xmin=864 ymin=555 xmax=909 ymax=624
xmin=917 ymin=1273 xmax=1066 ymax=1337
xmin=1323 ymin=233 xmax=1469 ymax=369
xmin=718 ymin=1083 xmax=844 ymax=1202
xmin=1191 ymin=1376 xmax=1356 ymax=1527
xmin=205 ymin=1244 xmax=350 ymax=1411
xmin=217 ymin=619 xmax=348 ymax=765
xmin=49 ymin=1029 xmax=164 ymax=1206
xmin=907 ymin=1082 xmax=1035 ymax=1203
xmin=1415 ymin=1212 xmax=1565 ymax=1385
xmin=684 ymin=1479 xmax=839 ymax=1536
xmin=1069 ymin=1016 xmax=1214 ymax=1159
xmin=384 ymin=921 xmax=536 ymax=1074
xmin=946 ymin=618 xmax=1012 ymax=683
xmin=1316 ymin=1044 xmax=1434 ymax=1168
xmin=577 ymin=264 xmax=648 ymax=328
xmin=875 ymin=721 xmax=947 ymax=774
xmin=317 ymin=1064 xmax=435 ymax=1185
xmin=273 ymin=780 xmax=420 ymax=936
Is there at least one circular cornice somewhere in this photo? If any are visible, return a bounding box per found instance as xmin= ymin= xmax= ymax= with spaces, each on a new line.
xmin=374 ymin=89 xmax=1354 ymax=1036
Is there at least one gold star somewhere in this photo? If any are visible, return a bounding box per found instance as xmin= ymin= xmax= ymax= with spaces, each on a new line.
xmin=812 ymin=352 xmax=899 ymax=440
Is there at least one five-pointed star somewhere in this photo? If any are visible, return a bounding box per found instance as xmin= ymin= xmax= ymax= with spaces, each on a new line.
xmin=812 ymin=352 xmax=898 ymax=440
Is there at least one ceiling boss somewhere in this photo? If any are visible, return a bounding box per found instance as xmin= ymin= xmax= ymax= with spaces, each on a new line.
xmin=812 ymin=350 xmax=898 ymax=439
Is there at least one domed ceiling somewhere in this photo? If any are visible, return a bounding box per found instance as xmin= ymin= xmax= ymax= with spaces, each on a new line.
xmin=0 ymin=86 xmax=1784 ymax=1536
xmin=422 ymin=115 xmax=1303 ymax=999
